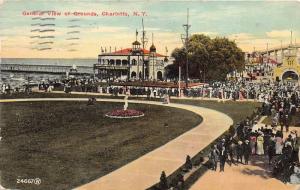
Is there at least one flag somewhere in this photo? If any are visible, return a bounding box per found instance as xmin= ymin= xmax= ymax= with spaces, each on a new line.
xmin=136 ymin=29 xmax=138 ymax=37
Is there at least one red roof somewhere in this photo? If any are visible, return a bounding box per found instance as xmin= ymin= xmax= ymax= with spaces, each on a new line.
xmin=101 ymin=48 xmax=165 ymax=57
xmin=268 ymin=58 xmax=278 ymax=64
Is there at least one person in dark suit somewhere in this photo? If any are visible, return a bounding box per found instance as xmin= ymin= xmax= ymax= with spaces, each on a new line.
xmin=243 ymin=140 xmax=252 ymax=165
xmin=268 ymin=138 xmax=276 ymax=165
xmin=220 ymin=146 xmax=227 ymax=172
xmin=236 ymin=141 xmax=244 ymax=164
xmin=227 ymin=141 xmax=235 ymax=166
xmin=209 ymin=145 xmax=219 ymax=171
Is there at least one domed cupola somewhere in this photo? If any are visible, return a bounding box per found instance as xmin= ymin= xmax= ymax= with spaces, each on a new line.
xmin=150 ymin=44 xmax=156 ymax=53
xmin=132 ymin=29 xmax=141 ymax=53
xmin=132 ymin=40 xmax=141 ymax=46
xmin=132 ymin=40 xmax=141 ymax=53
xmin=150 ymin=33 xmax=156 ymax=53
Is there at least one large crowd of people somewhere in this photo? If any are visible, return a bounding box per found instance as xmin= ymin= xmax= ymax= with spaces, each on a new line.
xmin=207 ymin=81 xmax=300 ymax=184
xmin=54 ymin=79 xmax=300 ymax=103
xmin=2 ymin=76 xmax=300 ymax=184
xmin=3 ymin=77 xmax=300 ymax=103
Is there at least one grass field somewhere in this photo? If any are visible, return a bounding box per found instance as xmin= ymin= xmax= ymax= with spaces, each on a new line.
xmin=0 ymin=93 xmax=261 ymax=190
xmin=0 ymin=92 xmax=125 ymax=100
xmin=171 ymin=99 xmax=262 ymax=124
xmin=0 ymin=92 xmax=262 ymax=123
xmin=0 ymin=101 xmax=202 ymax=190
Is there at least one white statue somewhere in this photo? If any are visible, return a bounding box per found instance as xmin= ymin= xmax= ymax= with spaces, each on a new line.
xmin=124 ymin=95 xmax=128 ymax=110
xmin=72 ymin=64 xmax=77 ymax=70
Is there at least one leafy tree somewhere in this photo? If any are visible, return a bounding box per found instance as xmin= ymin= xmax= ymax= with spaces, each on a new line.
xmin=166 ymin=34 xmax=245 ymax=82
xmin=165 ymin=47 xmax=186 ymax=80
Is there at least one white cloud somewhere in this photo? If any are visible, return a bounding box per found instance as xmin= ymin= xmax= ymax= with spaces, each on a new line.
xmin=266 ymin=30 xmax=294 ymax=38
xmin=192 ymin=31 xmax=218 ymax=37
xmin=237 ymin=38 xmax=284 ymax=52
xmin=227 ymin=33 xmax=255 ymax=41
xmin=144 ymin=27 xmax=161 ymax=31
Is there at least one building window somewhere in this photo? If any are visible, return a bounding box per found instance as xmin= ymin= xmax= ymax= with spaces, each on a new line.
xmin=110 ymin=59 xmax=115 ymax=65
xmin=122 ymin=60 xmax=128 ymax=65
xmin=157 ymin=71 xmax=163 ymax=80
xmin=116 ymin=59 xmax=121 ymax=65
xmin=131 ymin=71 xmax=136 ymax=78
xmin=132 ymin=59 xmax=137 ymax=65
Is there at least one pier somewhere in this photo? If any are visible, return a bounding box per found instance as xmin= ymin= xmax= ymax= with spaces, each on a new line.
xmin=0 ymin=64 xmax=94 ymax=75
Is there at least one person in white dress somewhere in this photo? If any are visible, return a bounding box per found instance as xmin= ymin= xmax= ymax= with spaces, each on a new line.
xmin=256 ymin=134 xmax=264 ymax=155
xmin=275 ymin=136 xmax=283 ymax=155
xmin=290 ymin=164 xmax=300 ymax=184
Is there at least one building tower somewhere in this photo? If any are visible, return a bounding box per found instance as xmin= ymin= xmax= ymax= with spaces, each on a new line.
xmin=132 ymin=30 xmax=141 ymax=53
xmin=149 ymin=33 xmax=157 ymax=80
xmin=132 ymin=30 xmax=142 ymax=78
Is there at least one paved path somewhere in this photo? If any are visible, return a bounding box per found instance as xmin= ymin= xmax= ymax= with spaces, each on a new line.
xmin=190 ymin=121 xmax=300 ymax=190
xmin=0 ymin=98 xmax=233 ymax=190
xmin=190 ymin=157 xmax=299 ymax=190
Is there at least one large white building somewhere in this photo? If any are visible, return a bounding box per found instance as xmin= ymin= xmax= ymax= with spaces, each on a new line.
xmin=94 ymin=40 xmax=171 ymax=81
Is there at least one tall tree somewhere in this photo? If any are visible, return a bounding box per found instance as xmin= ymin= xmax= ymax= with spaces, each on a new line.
xmin=166 ymin=34 xmax=245 ymax=81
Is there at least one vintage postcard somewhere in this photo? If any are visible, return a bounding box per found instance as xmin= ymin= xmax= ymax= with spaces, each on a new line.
xmin=0 ymin=0 xmax=300 ymax=190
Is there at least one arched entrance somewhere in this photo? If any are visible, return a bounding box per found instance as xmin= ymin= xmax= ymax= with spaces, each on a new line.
xmin=131 ymin=71 xmax=136 ymax=78
xmin=157 ymin=71 xmax=163 ymax=81
xmin=282 ymin=70 xmax=299 ymax=81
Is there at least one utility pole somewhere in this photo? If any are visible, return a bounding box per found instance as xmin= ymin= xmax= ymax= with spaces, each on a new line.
xmin=152 ymin=33 xmax=155 ymax=80
xmin=290 ymin=30 xmax=293 ymax=45
xmin=141 ymin=18 xmax=148 ymax=81
xmin=181 ymin=8 xmax=191 ymax=88
xmin=266 ymin=42 xmax=269 ymax=65
xmin=281 ymin=40 xmax=283 ymax=57
xmin=178 ymin=66 xmax=181 ymax=97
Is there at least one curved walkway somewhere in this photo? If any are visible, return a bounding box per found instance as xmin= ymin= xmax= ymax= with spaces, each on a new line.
xmin=0 ymin=98 xmax=233 ymax=190
xmin=190 ymin=119 xmax=300 ymax=190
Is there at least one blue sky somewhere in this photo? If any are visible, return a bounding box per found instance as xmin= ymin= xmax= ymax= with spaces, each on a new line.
xmin=0 ymin=0 xmax=299 ymax=58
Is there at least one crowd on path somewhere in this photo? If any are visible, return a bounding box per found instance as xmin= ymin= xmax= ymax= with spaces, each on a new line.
xmin=57 ymin=79 xmax=300 ymax=102
xmin=208 ymin=81 xmax=300 ymax=184
xmin=3 ymin=77 xmax=300 ymax=103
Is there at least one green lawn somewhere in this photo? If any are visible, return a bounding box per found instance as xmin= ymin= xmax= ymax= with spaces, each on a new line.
xmin=0 ymin=102 xmax=202 ymax=190
xmin=171 ymin=99 xmax=262 ymax=124
xmin=0 ymin=93 xmax=261 ymax=190
xmin=1 ymin=92 xmax=262 ymax=124
xmin=0 ymin=92 xmax=125 ymax=100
